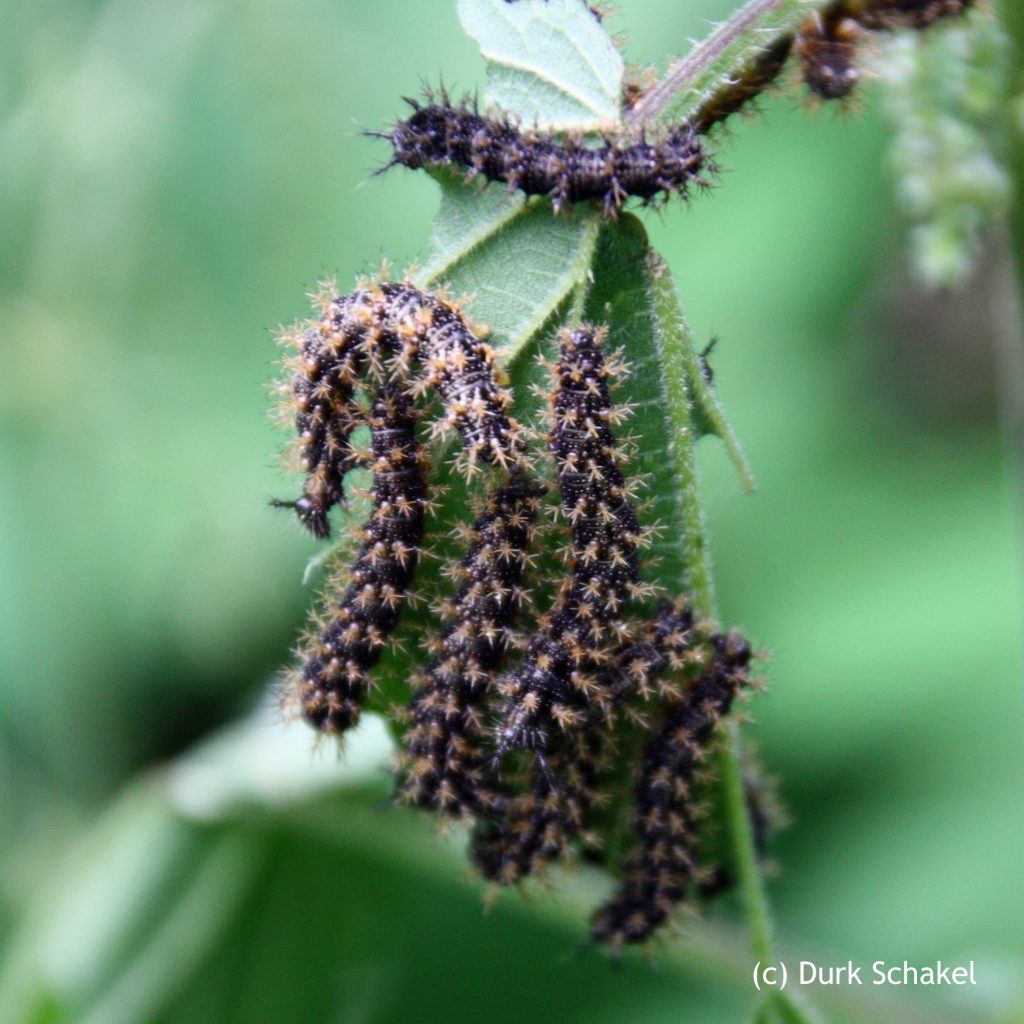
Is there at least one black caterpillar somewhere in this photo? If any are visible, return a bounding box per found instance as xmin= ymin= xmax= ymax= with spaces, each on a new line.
xmin=797 ymin=10 xmax=862 ymax=101
xmin=275 ymin=280 xmax=526 ymax=539
xmin=274 ymin=291 xmax=368 ymax=539
xmin=692 ymin=36 xmax=794 ymax=134
xmin=397 ymin=471 xmax=546 ymax=817
xmin=495 ymin=325 xmax=645 ymax=757
xmin=474 ymin=600 xmax=700 ymax=884
xmin=605 ymin=598 xmax=700 ymax=704
xmin=289 ymin=384 xmax=427 ymax=736
xmin=472 ymin=726 xmax=606 ymax=884
xmin=374 ymin=94 xmax=712 ymax=217
xmin=797 ymin=0 xmax=975 ymax=103
xmin=858 ymin=0 xmax=974 ymax=31
xmin=591 ymin=629 xmax=754 ymax=948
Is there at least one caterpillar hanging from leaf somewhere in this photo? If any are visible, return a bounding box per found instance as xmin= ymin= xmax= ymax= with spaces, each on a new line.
xmin=397 ymin=471 xmax=546 ymax=817
xmin=592 ymin=628 xmax=755 ymax=948
xmin=274 ymin=279 xmax=528 ymax=540
xmin=288 ymin=382 xmax=428 ymax=736
xmin=276 ymin=279 xmax=528 ymax=735
xmin=495 ymin=325 xmax=649 ymax=758
xmin=474 ymin=600 xmax=702 ymax=885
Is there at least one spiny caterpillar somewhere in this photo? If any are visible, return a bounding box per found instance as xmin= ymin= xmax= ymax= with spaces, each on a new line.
xmin=691 ymin=36 xmax=794 ymax=134
xmin=275 ymin=279 xmax=526 ymax=538
xmin=289 ymin=384 xmax=427 ymax=735
xmin=474 ymin=601 xmax=701 ymax=884
xmin=472 ymin=726 xmax=606 ymax=884
xmin=273 ymin=292 xmax=367 ymax=539
xmin=397 ymin=471 xmax=546 ymax=817
xmin=857 ymin=0 xmax=974 ymax=31
xmin=591 ymin=629 xmax=754 ymax=948
xmin=495 ymin=325 xmax=647 ymax=757
xmin=361 ymin=283 xmax=526 ymax=473
xmin=797 ymin=0 xmax=976 ymax=103
xmin=605 ymin=598 xmax=701 ymax=704
xmin=797 ymin=10 xmax=862 ymax=101
xmin=374 ymin=93 xmax=712 ymax=218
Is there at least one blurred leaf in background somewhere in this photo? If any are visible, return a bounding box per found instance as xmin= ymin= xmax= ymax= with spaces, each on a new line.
xmin=1 ymin=1 xmax=1022 ymax=1022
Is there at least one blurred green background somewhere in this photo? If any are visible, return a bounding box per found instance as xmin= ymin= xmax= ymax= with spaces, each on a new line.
xmin=1 ymin=1 xmax=1022 ymax=1022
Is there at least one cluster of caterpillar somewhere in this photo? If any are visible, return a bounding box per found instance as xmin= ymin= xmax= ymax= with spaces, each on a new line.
xmin=275 ymin=279 xmax=527 ymax=734
xmin=399 ymin=321 xmax=656 ymax=852
xmin=265 ymin=0 xmax=982 ymax=955
xmin=473 ymin=600 xmax=701 ymax=886
xmin=275 ymin=279 xmax=526 ymax=541
xmin=275 ymin=294 xmax=765 ymax=948
xmin=797 ymin=0 xmax=975 ymax=102
xmin=373 ymin=92 xmax=712 ymax=218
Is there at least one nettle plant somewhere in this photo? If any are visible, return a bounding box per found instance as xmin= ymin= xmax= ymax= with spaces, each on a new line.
xmin=270 ymin=0 xmax=1008 ymax=1004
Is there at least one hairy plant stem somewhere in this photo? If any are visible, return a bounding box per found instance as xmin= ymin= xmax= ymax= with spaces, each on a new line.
xmin=647 ymin=248 xmax=816 ymax=1021
xmin=626 ymin=0 xmax=835 ymax=130
xmin=718 ymin=722 xmax=773 ymax=961
xmin=646 ymin=250 xmax=715 ymax=602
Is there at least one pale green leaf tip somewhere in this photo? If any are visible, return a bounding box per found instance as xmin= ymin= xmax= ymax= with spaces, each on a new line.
xmin=457 ymin=0 xmax=624 ymax=130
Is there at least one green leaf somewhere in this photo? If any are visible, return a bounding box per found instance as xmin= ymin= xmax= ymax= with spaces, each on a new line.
xmin=0 ymin=708 xmax=392 ymax=1024
xmin=645 ymin=246 xmax=754 ymax=505
xmin=572 ymin=221 xmax=740 ymax=607
xmin=0 ymin=785 xmax=263 ymax=1024
xmin=457 ymin=0 xmax=624 ymax=130
xmin=415 ymin=169 xmax=601 ymax=364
